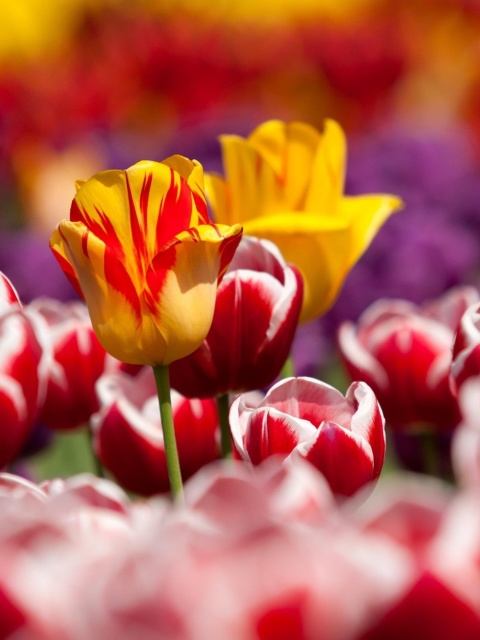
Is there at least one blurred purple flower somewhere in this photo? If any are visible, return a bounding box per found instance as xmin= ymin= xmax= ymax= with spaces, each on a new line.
xmin=0 ymin=231 xmax=77 ymax=303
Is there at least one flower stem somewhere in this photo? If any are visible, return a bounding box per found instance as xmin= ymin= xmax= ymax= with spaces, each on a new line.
xmin=88 ymin=426 xmax=105 ymax=478
xmin=217 ymin=393 xmax=232 ymax=458
xmin=153 ymin=364 xmax=184 ymax=503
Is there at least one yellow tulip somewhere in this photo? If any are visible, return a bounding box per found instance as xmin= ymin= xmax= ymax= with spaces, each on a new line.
xmin=50 ymin=156 xmax=243 ymax=365
xmin=206 ymin=119 xmax=403 ymax=323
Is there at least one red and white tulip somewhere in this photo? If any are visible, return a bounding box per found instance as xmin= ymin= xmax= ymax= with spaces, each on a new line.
xmin=338 ymin=286 xmax=478 ymax=430
xmin=91 ymin=367 xmax=219 ymax=495
xmin=230 ymin=376 xmax=385 ymax=497
xmin=170 ymin=235 xmax=303 ymax=397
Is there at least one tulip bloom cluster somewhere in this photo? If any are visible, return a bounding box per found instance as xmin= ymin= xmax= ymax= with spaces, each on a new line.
xmin=1 ymin=458 xmax=480 ymax=639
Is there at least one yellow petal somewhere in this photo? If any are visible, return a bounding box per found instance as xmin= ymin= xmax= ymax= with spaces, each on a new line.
xmin=339 ymin=194 xmax=404 ymax=268
xmin=249 ymin=120 xmax=321 ymax=210
xmin=204 ymin=173 xmax=231 ymax=224
xmin=241 ymin=212 xmax=351 ymax=322
xmin=146 ymin=223 xmax=243 ymax=364
xmin=218 ymin=135 xmax=284 ymax=221
xmin=54 ymin=220 xmax=167 ymax=365
xmin=305 ymin=119 xmax=347 ymax=213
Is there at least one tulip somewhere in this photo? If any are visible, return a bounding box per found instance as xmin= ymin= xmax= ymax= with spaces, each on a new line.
xmin=91 ymin=367 xmax=219 ymax=495
xmin=0 ymin=277 xmax=47 ymax=469
xmin=169 ymin=235 xmax=303 ymax=398
xmin=338 ymin=286 xmax=479 ymax=431
xmin=30 ymin=298 xmax=112 ymax=430
xmin=230 ymin=377 xmax=385 ymax=497
xmin=50 ymin=156 xmax=243 ymax=366
xmin=206 ymin=119 xmax=402 ymax=323
xmin=451 ymin=302 xmax=480 ymax=394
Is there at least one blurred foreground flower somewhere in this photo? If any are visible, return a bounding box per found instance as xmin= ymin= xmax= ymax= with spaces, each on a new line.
xmin=170 ymin=235 xmax=303 ymax=397
xmin=92 ymin=367 xmax=219 ymax=495
xmin=206 ymin=119 xmax=402 ymax=323
xmin=50 ymin=156 xmax=243 ymax=365
xmin=230 ymin=377 xmax=385 ymax=497
xmin=338 ymin=286 xmax=479 ymax=432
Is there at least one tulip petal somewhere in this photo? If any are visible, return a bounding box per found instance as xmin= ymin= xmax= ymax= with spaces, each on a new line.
xmin=53 ymin=221 xmax=168 ymax=365
xmin=245 ymin=407 xmax=315 ymax=465
xmin=305 ymin=119 xmax=347 ymax=213
xmin=261 ymin=377 xmax=355 ymax=428
xmin=146 ymin=223 xmax=243 ymax=364
xmin=338 ymin=194 xmax=404 ymax=269
xmin=71 ymin=161 xmax=202 ymax=287
xmin=248 ymin=120 xmax=321 ymax=210
xmin=161 ymin=155 xmax=209 ymax=224
xmin=297 ymin=421 xmax=375 ymax=496
xmin=217 ymin=135 xmax=284 ymax=221
xmin=347 ymin=382 xmax=386 ymax=478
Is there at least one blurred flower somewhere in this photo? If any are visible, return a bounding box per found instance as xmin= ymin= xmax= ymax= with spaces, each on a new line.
xmin=0 ymin=278 xmax=47 ymax=469
xmin=451 ymin=302 xmax=480 ymax=394
xmin=30 ymin=298 xmax=111 ymax=431
xmin=230 ymin=377 xmax=385 ymax=497
xmin=451 ymin=378 xmax=480 ymax=490
xmin=338 ymin=286 xmax=478 ymax=431
xmin=50 ymin=156 xmax=243 ymax=365
xmin=170 ymin=235 xmax=303 ymax=397
xmin=92 ymin=367 xmax=219 ymax=495
xmin=355 ymin=477 xmax=480 ymax=640
xmin=206 ymin=119 xmax=402 ymax=323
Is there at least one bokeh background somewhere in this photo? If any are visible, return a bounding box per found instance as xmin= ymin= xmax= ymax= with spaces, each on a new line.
xmin=1 ymin=0 xmax=480 ymax=371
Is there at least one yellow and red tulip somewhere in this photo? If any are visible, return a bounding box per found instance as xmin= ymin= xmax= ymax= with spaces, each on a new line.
xmin=206 ymin=119 xmax=403 ymax=323
xmin=50 ymin=156 xmax=243 ymax=366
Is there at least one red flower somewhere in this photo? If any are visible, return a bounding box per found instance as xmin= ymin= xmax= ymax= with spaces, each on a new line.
xmin=451 ymin=302 xmax=480 ymax=394
xmin=338 ymin=287 xmax=478 ymax=430
xmin=170 ymin=236 xmax=303 ymax=397
xmin=92 ymin=367 xmax=219 ymax=495
xmin=32 ymin=299 xmax=112 ymax=430
xmin=230 ymin=377 xmax=385 ymax=497
xmin=0 ymin=273 xmax=46 ymax=468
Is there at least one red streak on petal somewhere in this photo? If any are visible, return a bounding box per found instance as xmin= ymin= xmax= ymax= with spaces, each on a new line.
xmin=156 ymin=170 xmax=193 ymax=250
xmin=71 ymin=199 xmax=125 ymax=264
xmin=193 ymin=190 xmax=209 ymax=223
xmin=145 ymin=245 xmax=176 ymax=317
xmin=126 ymin=173 xmax=148 ymax=276
xmin=103 ymin=245 xmax=142 ymax=323
xmin=217 ymin=231 xmax=243 ymax=284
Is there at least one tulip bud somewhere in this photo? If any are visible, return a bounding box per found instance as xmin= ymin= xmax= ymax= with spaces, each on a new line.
xmin=170 ymin=235 xmax=303 ymax=397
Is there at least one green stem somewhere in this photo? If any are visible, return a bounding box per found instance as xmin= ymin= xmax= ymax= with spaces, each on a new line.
xmin=88 ymin=428 xmax=105 ymax=478
xmin=280 ymin=354 xmax=295 ymax=379
xmin=153 ymin=364 xmax=184 ymax=503
xmin=217 ymin=393 xmax=232 ymax=458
